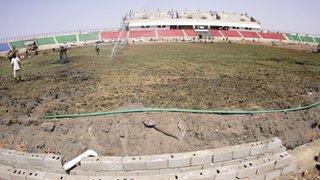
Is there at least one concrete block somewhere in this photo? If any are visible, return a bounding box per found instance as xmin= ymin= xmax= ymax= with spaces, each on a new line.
xmin=27 ymin=154 xmax=46 ymax=168
xmin=139 ymin=174 xmax=170 ymax=180
xmin=137 ymin=169 xmax=160 ymax=176
xmin=0 ymin=149 xmax=15 ymax=166
xmin=212 ymin=148 xmax=233 ymax=163
xmin=0 ymin=152 xmax=6 ymax=164
xmin=281 ymin=164 xmax=296 ymax=175
xmin=159 ymin=168 xmax=181 ymax=174
xmin=265 ymin=169 xmax=281 ymax=180
xmin=116 ymin=171 xmax=138 ymax=176
xmin=266 ymin=137 xmax=282 ymax=153
xmin=44 ymin=154 xmax=63 ymax=170
xmin=222 ymin=159 xmax=241 ymax=166
xmin=95 ymin=171 xmax=116 ymax=176
xmin=168 ymin=173 xmax=188 ymax=180
xmin=67 ymin=175 xmax=88 ymax=180
xmin=12 ymin=152 xmax=29 ymax=169
xmin=191 ymin=151 xmax=212 ymax=166
xmin=44 ymin=173 xmax=68 ymax=180
xmin=236 ymin=162 xmax=257 ymax=178
xmin=26 ymin=171 xmax=46 ymax=180
xmin=80 ymin=157 xmax=103 ymax=171
xmin=202 ymin=163 xmax=222 ymax=170
xmin=0 ymin=167 xmax=12 ymax=180
xmin=145 ymin=156 xmax=168 ymax=170
xmin=269 ymin=145 xmax=286 ymax=154
xmin=10 ymin=169 xmax=28 ymax=180
xmin=101 ymin=157 xmax=123 ymax=171
xmin=255 ymin=173 xmax=267 ymax=180
xmin=164 ymin=154 xmax=190 ymax=168
xmin=87 ymin=176 xmax=110 ymax=180
xmin=241 ymin=156 xmax=257 ymax=163
xmin=187 ymin=169 xmax=214 ymax=180
xmin=180 ymin=165 xmax=204 ymax=173
xmin=112 ymin=175 xmax=138 ymax=180
xmin=274 ymin=153 xmax=292 ymax=169
xmin=123 ymin=156 xmax=146 ymax=171
xmin=256 ymin=158 xmax=275 ymax=174
xmin=250 ymin=142 xmax=267 ymax=156
xmin=70 ymin=169 xmax=96 ymax=176
xmin=233 ymin=145 xmax=251 ymax=159
xmin=213 ymin=167 xmax=237 ymax=180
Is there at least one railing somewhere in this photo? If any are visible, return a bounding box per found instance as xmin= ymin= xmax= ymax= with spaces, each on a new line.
xmin=0 ymin=27 xmax=120 ymax=43
xmin=263 ymin=29 xmax=320 ymax=37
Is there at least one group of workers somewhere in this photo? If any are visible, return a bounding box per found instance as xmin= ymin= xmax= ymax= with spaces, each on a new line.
xmin=7 ymin=43 xmax=101 ymax=83
xmin=7 ymin=42 xmax=319 ymax=83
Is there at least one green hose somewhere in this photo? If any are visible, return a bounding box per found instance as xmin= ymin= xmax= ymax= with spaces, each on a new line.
xmin=44 ymin=101 xmax=320 ymax=119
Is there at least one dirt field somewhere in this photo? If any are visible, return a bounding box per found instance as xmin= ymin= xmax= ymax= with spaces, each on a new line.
xmin=0 ymin=42 xmax=319 ymax=161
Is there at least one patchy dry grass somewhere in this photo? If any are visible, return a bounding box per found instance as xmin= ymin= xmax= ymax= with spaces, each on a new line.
xmin=0 ymin=42 xmax=319 ymax=119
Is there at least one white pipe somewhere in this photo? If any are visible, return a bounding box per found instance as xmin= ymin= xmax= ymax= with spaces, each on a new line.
xmin=63 ymin=149 xmax=98 ymax=171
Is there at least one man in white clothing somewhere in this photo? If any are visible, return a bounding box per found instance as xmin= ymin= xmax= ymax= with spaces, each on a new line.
xmin=11 ymin=54 xmax=22 ymax=82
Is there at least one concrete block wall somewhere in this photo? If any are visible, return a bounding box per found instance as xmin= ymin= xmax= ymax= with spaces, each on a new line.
xmin=0 ymin=137 xmax=296 ymax=180
xmin=0 ymin=153 xmax=295 ymax=179
xmin=0 ymin=148 xmax=65 ymax=174
xmin=75 ymin=137 xmax=283 ymax=174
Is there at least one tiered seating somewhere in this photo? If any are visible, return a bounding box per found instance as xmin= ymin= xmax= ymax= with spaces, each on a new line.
xmin=239 ymin=31 xmax=260 ymax=38
xmin=55 ymin=35 xmax=77 ymax=44
xmin=9 ymin=40 xmax=26 ymax=49
xmin=258 ymin=32 xmax=286 ymax=40
xmin=0 ymin=43 xmax=11 ymax=52
xmin=157 ymin=29 xmax=184 ymax=37
xmin=36 ymin=37 xmax=56 ymax=46
xmin=286 ymin=34 xmax=301 ymax=41
xmin=78 ymin=32 xmax=99 ymax=42
xmin=0 ymin=138 xmax=296 ymax=180
xmin=209 ymin=29 xmax=223 ymax=37
xmin=220 ymin=30 xmax=242 ymax=38
xmin=101 ymin=31 xmax=127 ymax=40
xmin=183 ymin=29 xmax=197 ymax=37
xmin=128 ymin=30 xmax=156 ymax=38
xmin=314 ymin=37 xmax=320 ymax=43
xmin=299 ymin=35 xmax=315 ymax=43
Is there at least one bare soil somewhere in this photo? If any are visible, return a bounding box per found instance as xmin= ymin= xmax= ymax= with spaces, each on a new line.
xmin=0 ymin=42 xmax=319 ymax=162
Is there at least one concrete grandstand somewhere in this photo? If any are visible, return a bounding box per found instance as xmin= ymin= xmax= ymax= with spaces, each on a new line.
xmin=0 ymin=10 xmax=319 ymax=55
xmin=123 ymin=10 xmax=262 ymax=31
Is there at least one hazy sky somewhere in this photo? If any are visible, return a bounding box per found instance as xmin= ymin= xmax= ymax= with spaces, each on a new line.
xmin=0 ymin=0 xmax=319 ymax=37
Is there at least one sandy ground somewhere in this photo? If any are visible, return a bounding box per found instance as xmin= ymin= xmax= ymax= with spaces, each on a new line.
xmin=278 ymin=139 xmax=320 ymax=179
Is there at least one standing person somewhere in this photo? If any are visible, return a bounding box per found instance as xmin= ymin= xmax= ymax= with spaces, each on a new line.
xmin=95 ymin=43 xmax=100 ymax=55
xmin=11 ymin=54 xmax=22 ymax=82
xmin=59 ymin=46 xmax=68 ymax=64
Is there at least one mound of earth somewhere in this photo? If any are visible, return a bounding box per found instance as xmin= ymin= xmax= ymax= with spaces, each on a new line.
xmin=0 ymin=107 xmax=319 ymax=162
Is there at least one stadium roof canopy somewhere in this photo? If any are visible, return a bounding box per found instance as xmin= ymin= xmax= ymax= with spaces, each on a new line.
xmin=124 ymin=10 xmax=262 ymax=30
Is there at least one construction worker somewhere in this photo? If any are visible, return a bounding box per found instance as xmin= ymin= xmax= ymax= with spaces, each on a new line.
xmin=95 ymin=43 xmax=100 ymax=55
xmin=11 ymin=53 xmax=22 ymax=82
xmin=59 ymin=46 xmax=68 ymax=64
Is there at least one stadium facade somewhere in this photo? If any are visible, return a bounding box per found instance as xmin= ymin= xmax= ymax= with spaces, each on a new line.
xmin=0 ymin=10 xmax=319 ymax=55
xmin=123 ymin=10 xmax=262 ymax=31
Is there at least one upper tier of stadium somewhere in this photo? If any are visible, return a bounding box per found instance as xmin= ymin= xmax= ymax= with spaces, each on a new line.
xmin=123 ymin=10 xmax=262 ymax=31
